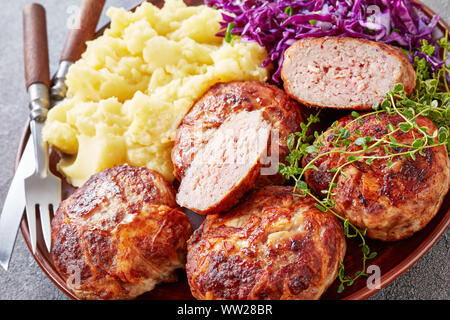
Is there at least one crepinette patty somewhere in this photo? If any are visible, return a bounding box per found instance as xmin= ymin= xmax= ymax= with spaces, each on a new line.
xmin=172 ymin=81 xmax=304 ymax=183
xmin=51 ymin=165 xmax=192 ymax=300
xmin=176 ymin=110 xmax=271 ymax=215
xmin=303 ymin=113 xmax=450 ymax=241
xmin=281 ymin=37 xmax=416 ymax=110
xmin=172 ymin=81 xmax=303 ymax=215
xmin=186 ymin=186 xmax=346 ymax=300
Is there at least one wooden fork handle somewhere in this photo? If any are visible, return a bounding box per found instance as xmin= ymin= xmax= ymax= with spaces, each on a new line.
xmin=23 ymin=3 xmax=50 ymax=89
xmin=59 ymin=0 xmax=106 ymax=63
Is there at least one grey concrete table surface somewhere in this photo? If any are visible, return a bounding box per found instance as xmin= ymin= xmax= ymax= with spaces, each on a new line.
xmin=0 ymin=0 xmax=448 ymax=300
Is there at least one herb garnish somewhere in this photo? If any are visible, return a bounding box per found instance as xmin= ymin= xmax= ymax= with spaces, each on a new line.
xmin=224 ymin=22 xmax=235 ymax=43
xmin=279 ymin=33 xmax=450 ymax=293
xmin=284 ymin=6 xmax=293 ymax=17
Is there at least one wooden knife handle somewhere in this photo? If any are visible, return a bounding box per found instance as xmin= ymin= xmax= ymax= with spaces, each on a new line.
xmin=60 ymin=0 xmax=106 ymax=62
xmin=23 ymin=3 xmax=50 ymax=89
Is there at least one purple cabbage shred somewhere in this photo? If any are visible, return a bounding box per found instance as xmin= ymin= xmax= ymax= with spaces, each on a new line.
xmin=206 ymin=0 xmax=444 ymax=83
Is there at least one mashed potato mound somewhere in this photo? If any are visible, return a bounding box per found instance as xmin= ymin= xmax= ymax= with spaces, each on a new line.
xmin=44 ymin=0 xmax=268 ymax=187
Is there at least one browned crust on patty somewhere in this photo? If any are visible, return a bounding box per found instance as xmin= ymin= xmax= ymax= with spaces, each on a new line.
xmin=171 ymin=81 xmax=304 ymax=184
xmin=51 ymin=165 xmax=192 ymax=299
xmin=303 ymin=113 xmax=449 ymax=241
xmin=186 ymin=186 xmax=346 ymax=300
xmin=281 ymin=37 xmax=416 ymax=110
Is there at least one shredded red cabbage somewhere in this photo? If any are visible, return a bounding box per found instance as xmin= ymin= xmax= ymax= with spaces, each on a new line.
xmin=206 ymin=0 xmax=444 ymax=82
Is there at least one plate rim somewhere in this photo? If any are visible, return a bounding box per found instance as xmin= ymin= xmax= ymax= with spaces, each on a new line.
xmin=16 ymin=0 xmax=450 ymax=301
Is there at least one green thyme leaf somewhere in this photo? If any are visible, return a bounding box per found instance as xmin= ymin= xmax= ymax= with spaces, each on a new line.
xmin=354 ymin=137 xmax=366 ymax=146
xmin=412 ymin=139 xmax=424 ymax=148
xmin=393 ymin=83 xmax=404 ymax=92
xmin=362 ymin=245 xmax=370 ymax=256
xmin=286 ymin=133 xmax=295 ymax=150
xmin=224 ymin=22 xmax=235 ymax=43
xmin=314 ymin=203 xmax=327 ymax=212
xmin=295 ymin=180 xmax=308 ymax=190
xmin=398 ymin=122 xmax=412 ymax=132
xmin=284 ymin=6 xmax=293 ymax=16
xmin=367 ymin=252 xmax=377 ymax=259
xmin=351 ymin=111 xmax=360 ymax=118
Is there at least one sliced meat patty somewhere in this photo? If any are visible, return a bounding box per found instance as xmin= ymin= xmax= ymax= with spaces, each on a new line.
xmin=172 ymin=81 xmax=304 ymax=184
xmin=281 ymin=37 xmax=416 ymax=110
xmin=51 ymin=165 xmax=192 ymax=299
xmin=176 ymin=110 xmax=271 ymax=215
xmin=303 ymin=113 xmax=449 ymax=241
xmin=186 ymin=186 xmax=346 ymax=300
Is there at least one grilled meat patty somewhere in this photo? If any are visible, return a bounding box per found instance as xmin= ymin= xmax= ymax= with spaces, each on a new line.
xmin=281 ymin=37 xmax=416 ymax=110
xmin=186 ymin=186 xmax=346 ymax=300
xmin=172 ymin=81 xmax=303 ymax=214
xmin=303 ymin=113 xmax=449 ymax=241
xmin=51 ymin=165 xmax=192 ymax=300
xmin=176 ymin=110 xmax=271 ymax=215
xmin=172 ymin=81 xmax=303 ymax=182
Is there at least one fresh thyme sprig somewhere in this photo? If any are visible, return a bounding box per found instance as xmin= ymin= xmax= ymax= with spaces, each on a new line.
xmin=278 ymin=34 xmax=450 ymax=293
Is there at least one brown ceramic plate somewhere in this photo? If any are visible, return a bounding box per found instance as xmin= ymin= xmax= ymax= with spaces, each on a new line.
xmin=17 ymin=0 xmax=449 ymax=300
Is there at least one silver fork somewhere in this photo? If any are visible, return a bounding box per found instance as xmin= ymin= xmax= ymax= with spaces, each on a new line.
xmin=23 ymin=3 xmax=61 ymax=253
